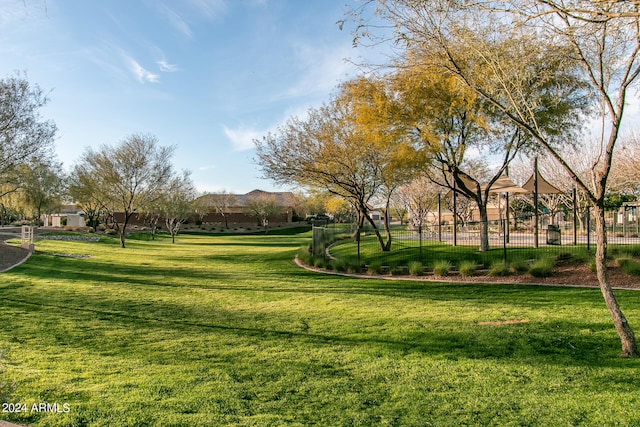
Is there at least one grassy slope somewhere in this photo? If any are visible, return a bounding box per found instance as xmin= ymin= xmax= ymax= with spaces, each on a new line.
xmin=1 ymin=232 xmax=639 ymax=426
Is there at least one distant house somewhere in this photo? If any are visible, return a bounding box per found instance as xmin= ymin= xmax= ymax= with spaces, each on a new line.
xmin=195 ymin=189 xmax=297 ymax=224
xmin=42 ymin=204 xmax=85 ymax=228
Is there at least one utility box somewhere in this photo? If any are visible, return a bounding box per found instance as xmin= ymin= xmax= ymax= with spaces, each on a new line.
xmin=546 ymin=224 xmax=561 ymax=245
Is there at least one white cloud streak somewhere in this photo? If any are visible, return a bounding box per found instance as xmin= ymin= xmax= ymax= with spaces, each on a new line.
xmin=279 ymin=41 xmax=356 ymax=100
xmin=159 ymin=4 xmax=194 ymax=38
xmin=126 ymin=56 xmax=160 ymax=83
xmin=186 ymin=0 xmax=227 ymax=19
xmin=157 ymin=60 xmax=179 ymax=72
xmin=223 ymin=125 xmax=269 ymax=151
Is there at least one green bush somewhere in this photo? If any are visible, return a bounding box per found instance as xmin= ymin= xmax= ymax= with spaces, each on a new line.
xmin=489 ymin=261 xmax=511 ymax=277
xmin=623 ymin=260 xmax=640 ymax=276
xmin=389 ymin=264 xmax=404 ymax=276
xmin=297 ymin=246 xmax=312 ymax=265
xmin=432 ymin=260 xmax=452 ymax=277
xmin=510 ymin=259 xmax=530 ymax=273
xmin=346 ymin=260 xmax=362 ymax=274
xmin=367 ymin=261 xmax=383 ymax=275
xmin=571 ymin=251 xmax=591 ymax=264
xmin=458 ymin=260 xmax=477 ymax=277
xmin=408 ymin=261 xmax=424 ymax=276
xmin=331 ymin=259 xmax=346 ymax=272
xmin=615 ymin=256 xmax=633 ymax=268
xmin=529 ymin=257 xmax=556 ymax=278
xmin=588 ymin=260 xmax=598 ymax=273
xmin=313 ymin=257 xmax=327 ymax=269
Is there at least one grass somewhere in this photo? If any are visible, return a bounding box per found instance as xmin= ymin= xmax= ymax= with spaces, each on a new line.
xmin=1 ymin=231 xmax=640 ymax=426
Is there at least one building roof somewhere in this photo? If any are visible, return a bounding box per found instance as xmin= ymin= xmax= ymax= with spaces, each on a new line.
xmin=197 ymin=189 xmax=296 ymax=208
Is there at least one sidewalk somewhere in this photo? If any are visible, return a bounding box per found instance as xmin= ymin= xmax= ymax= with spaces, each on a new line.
xmin=0 ymin=421 xmax=28 ymax=427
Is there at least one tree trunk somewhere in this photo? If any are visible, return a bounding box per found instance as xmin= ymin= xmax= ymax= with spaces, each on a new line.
xmin=382 ymin=204 xmax=392 ymax=252
xmin=364 ymin=211 xmax=391 ymax=252
xmin=478 ymin=202 xmax=490 ymax=252
xmin=593 ymin=204 xmax=639 ymax=357
xmin=119 ymin=229 xmax=126 ymax=248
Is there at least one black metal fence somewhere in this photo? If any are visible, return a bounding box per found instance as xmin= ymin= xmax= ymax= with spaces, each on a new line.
xmin=312 ymin=206 xmax=640 ymax=267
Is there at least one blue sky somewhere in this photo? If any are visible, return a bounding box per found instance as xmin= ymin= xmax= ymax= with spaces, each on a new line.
xmin=0 ymin=0 xmax=372 ymax=194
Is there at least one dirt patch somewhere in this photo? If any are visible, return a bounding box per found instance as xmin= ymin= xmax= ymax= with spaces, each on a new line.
xmin=452 ymin=260 xmax=640 ymax=290
xmin=0 ymin=240 xmax=31 ymax=272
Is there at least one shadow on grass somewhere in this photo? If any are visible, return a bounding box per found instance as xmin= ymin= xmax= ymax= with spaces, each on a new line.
xmin=3 ymin=235 xmax=639 ymax=372
xmin=1 ymin=278 xmax=636 ymax=370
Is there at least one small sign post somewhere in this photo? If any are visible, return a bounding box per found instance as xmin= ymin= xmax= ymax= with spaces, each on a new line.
xmin=21 ymin=225 xmax=34 ymax=251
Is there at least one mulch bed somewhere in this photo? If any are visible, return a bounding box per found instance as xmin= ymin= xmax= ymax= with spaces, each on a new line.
xmin=295 ymin=257 xmax=640 ymax=290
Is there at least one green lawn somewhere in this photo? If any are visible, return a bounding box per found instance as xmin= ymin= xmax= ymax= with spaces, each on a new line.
xmin=1 ymin=231 xmax=640 ymax=426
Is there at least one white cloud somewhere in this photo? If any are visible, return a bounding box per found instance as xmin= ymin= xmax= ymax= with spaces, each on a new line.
xmin=279 ymin=41 xmax=356 ymax=100
xmin=157 ymin=60 xmax=179 ymax=72
xmin=126 ymin=56 xmax=160 ymax=83
xmin=159 ymin=4 xmax=194 ymax=38
xmin=186 ymin=0 xmax=227 ymax=19
xmin=223 ymin=125 xmax=270 ymax=151
xmin=197 ymin=164 xmax=218 ymax=171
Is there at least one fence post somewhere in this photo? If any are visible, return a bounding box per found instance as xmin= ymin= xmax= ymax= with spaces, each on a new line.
xmin=356 ymin=224 xmax=361 ymax=266
xmin=534 ymin=157 xmax=539 ymax=248
xmin=438 ymin=194 xmax=442 ymax=242
xmin=573 ymin=187 xmax=577 ymax=246
xmin=502 ymin=219 xmax=507 ymax=263
xmin=419 ymin=223 xmax=423 ymax=260
xmin=586 ymin=204 xmax=591 ymax=252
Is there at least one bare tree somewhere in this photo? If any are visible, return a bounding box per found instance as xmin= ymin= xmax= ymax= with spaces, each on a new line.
xmin=68 ymin=164 xmax=106 ymax=230
xmin=0 ymin=73 xmax=56 ymax=184
xmin=74 ymin=133 xmax=174 ymax=248
xmin=208 ymin=190 xmax=238 ymax=229
xmin=161 ymin=170 xmax=197 ymax=243
xmin=611 ymin=131 xmax=640 ymax=197
xmin=244 ymin=193 xmax=282 ymax=233
xmin=18 ymin=155 xmax=65 ymax=223
xmin=396 ymin=177 xmax=441 ymax=231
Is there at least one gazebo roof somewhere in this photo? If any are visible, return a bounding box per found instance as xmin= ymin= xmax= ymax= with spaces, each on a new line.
xmin=522 ymin=171 xmax=563 ymax=194
xmin=487 ymin=175 xmax=529 ymax=194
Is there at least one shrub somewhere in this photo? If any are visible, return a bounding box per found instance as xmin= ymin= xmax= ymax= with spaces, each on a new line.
xmin=510 ymin=259 xmax=530 ymax=274
xmin=489 ymin=261 xmax=511 ymax=277
xmin=557 ymin=252 xmax=572 ymax=261
xmin=389 ymin=264 xmax=404 ymax=276
xmin=408 ymin=261 xmax=424 ymax=276
xmin=331 ymin=260 xmax=346 ymax=272
xmin=313 ymin=257 xmax=327 ymax=269
xmin=529 ymin=257 xmax=556 ymax=278
xmin=623 ymin=260 xmax=640 ymax=277
xmin=615 ymin=256 xmax=633 ymax=268
xmin=571 ymin=251 xmax=591 ymax=264
xmin=458 ymin=260 xmax=477 ymax=277
xmin=367 ymin=261 xmax=383 ymax=275
xmin=432 ymin=260 xmax=452 ymax=277
xmin=346 ymin=261 xmax=362 ymax=274
xmin=588 ymin=260 xmax=598 ymax=273
xmin=297 ymin=247 xmax=312 ymax=265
